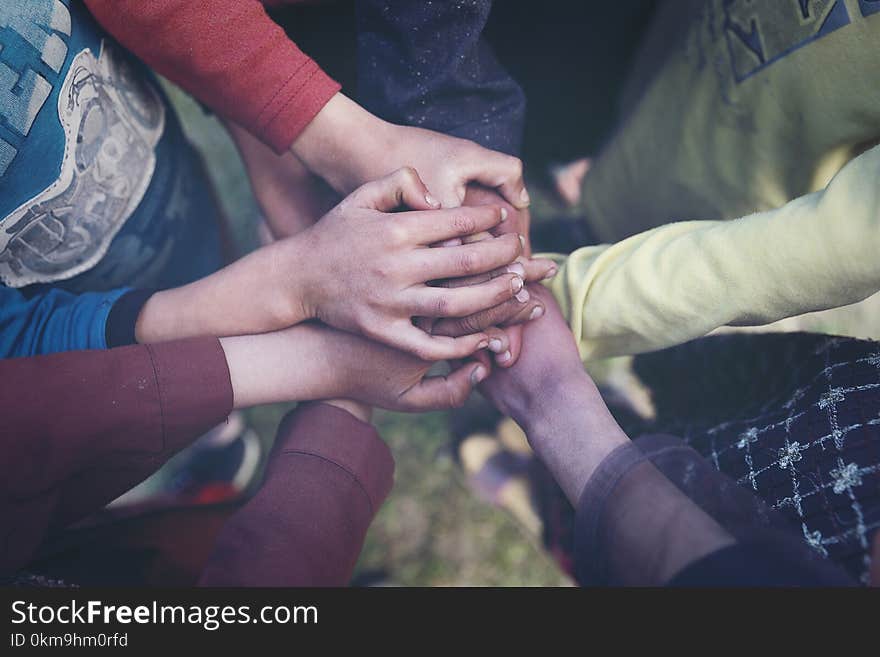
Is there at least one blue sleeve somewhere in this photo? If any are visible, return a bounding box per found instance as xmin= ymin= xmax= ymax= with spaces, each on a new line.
xmin=356 ymin=0 xmax=526 ymax=156
xmin=0 ymin=285 xmax=131 ymax=357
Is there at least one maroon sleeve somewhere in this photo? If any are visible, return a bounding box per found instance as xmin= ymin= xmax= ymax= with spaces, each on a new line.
xmin=83 ymin=0 xmax=341 ymax=153
xmin=0 ymin=338 xmax=233 ymax=575
xmin=199 ymin=402 xmax=394 ymax=586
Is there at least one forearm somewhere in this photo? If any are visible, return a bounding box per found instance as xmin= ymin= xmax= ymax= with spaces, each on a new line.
xmin=0 ymin=338 xmax=232 ymax=574
xmin=135 ymin=236 xmax=313 ymax=343
xmin=290 ymin=93 xmax=395 ymax=194
xmin=516 ymin=372 xmax=629 ymax=504
xmin=572 ymin=435 xmax=857 ymax=586
xmin=225 ymin=120 xmax=334 ymax=239
xmin=546 ymin=145 xmax=880 ymax=360
xmin=220 ymin=323 xmax=345 ymax=410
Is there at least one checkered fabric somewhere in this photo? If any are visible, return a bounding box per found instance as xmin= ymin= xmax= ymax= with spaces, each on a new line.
xmin=632 ymin=333 xmax=880 ymax=584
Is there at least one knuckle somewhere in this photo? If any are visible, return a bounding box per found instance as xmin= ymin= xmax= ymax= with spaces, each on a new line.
xmin=432 ymin=294 xmax=451 ymax=317
xmin=458 ymin=249 xmax=479 ymax=275
xmin=457 ymin=313 xmax=483 ymax=334
xmin=451 ymin=213 xmax=477 ymax=235
xmin=411 ymin=345 xmax=432 ymax=362
xmin=450 ymin=389 xmax=466 ymax=408
xmin=386 ymin=221 xmax=408 ymax=245
xmin=399 ymin=166 xmax=419 ymax=184
xmin=511 ymin=157 xmax=524 ymax=177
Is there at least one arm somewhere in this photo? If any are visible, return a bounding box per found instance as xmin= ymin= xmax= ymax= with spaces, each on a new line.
xmin=223 ymin=120 xmax=336 ymax=240
xmin=544 ymin=145 xmax=880 ymax=360
xmin=199 ymin=402 xmax=392 ymax=586
xmin=0 ymin=337 xmax=232 ymax=574
xmin=480 ymin=287 xmax=854 ymax=586
xmin=84 ymin=1 xmax=529 ymax=210
xmin=0 ymin=320 xmax=489 ymax=575
xmin=83 ymin=0 xmax=340 ymax=154
xmin=135 ymin=169 xmax=525 ymax=361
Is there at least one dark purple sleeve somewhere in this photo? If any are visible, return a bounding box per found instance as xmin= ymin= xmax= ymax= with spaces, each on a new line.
xmin=0 ymin=338 xmax=233 ymax=575
xmin=199 ymin=402 xmax=394 ymax=586
xmin=356 ymin=0 xmax=525 ymax=155
xmin=573 ymin=435 xmax=855 ymax=587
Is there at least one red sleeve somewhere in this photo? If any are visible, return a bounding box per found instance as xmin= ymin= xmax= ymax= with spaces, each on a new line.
xmin=0 ymin=338 xmax=233 ymax=575
xmin=83 ymin=0 xmax=341 ymax=153
xmin=199 ymin=403 xmax=394 ymax=586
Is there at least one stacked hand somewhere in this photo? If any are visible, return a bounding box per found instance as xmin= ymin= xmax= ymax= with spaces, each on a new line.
xmin=146 ymin=99 xmax=561 ymax=414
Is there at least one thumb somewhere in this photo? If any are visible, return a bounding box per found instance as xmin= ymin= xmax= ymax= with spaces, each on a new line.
xmin=350 ymin=166 xmax=441 ymax=212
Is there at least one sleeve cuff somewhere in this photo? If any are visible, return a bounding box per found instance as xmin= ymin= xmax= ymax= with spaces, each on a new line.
xmin=274 ymin=402 xmax=394 ymax=513
xmin=257 ymin=62 xmax=341 ymax=154
xmin=105 ymin=288 xmax=157 ymax=348
xmin=572 ymin=440 xmax=645 ymax=586
xmin=144 ymin=337 xmax=234 ymax=451
xmin=86 ymin=287 xmax=136 ymax=351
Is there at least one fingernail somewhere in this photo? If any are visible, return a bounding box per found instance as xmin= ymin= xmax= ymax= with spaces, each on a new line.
xmin=425 ymin=193 xmax=440 ymax=208
xmin=506 ymin=262 xmax=526 ymax=277
xmin=496 ymin=350 xmax=512 ymax=364
xmin=529 ymin=305 xmax=544 ymax=320
xmin=440 ymin=237 xmax=462 ymax=247
xmin=471 ymin=365 xmax=487 ymax=385
xmin=511 ymin=275 xmax=523 ymax=293
xmin=518 ymin=234 xmax=526 ymax=250
xmin=515 ymin=288 xmax=530 ymax=303
xmin=500 ymin=207 xmax=508 ymax=222
xmin=543 ymin=266 xmax=558 ymax=280
xmin=477 ymin=339 xmax=489 ymax=350
xmin=520 ymin=188 xmax=531 ymax=206
xmin=489 ymin=338 xmax=503 ymax=353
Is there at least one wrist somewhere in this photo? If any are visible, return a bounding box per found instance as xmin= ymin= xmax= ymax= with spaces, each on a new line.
xmin=503 ymin=364 xmax=594 ymax=431
xmin=221 ymin=324 xmax=346 ymax=409
xmin=268 ymin=233 xmax=318 ymax=325
xmin=523 ymin=376 xmax=631 ymax=504
xmin=134 ymin=289 xmax=184 ymax=343
xmin=291 ymin=93 xmax=395 ymax=194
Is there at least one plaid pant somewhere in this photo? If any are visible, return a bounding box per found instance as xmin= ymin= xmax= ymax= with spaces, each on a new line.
xmin=632 ymin=333 xmax=880 ymax=583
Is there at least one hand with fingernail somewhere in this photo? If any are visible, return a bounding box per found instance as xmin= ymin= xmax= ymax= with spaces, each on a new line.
xmin=477 ymin=285 xmax=587 ymax=425
xmin=414 ymin=185 xmax=557 ymax=366
xmin=294 ymin=93 xmax=531 ymax=213
xmin=291 ymin=168 xmax=530 ymax=361
xmin=230 ymin=322 xmax=491 ymax=413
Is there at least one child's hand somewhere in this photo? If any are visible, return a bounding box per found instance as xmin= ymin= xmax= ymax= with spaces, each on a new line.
xmin=322 ymin=325 xmax=489 ymax=412
xmin=296 ymin=168 xmax=526 ymax=360
xmin=294 ymin=93 xmax=530 ymax=212
xmin=477 ymin=285 xmax=590 ymax=426
xmin=223 ymin=322 xmax=489 ymax=412
xmin=424 ymin=186 xmax=555 ymax=367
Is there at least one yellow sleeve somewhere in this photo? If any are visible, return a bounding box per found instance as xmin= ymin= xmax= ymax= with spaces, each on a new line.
xmin=543 ymin=145 xmax=880 ymax=361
